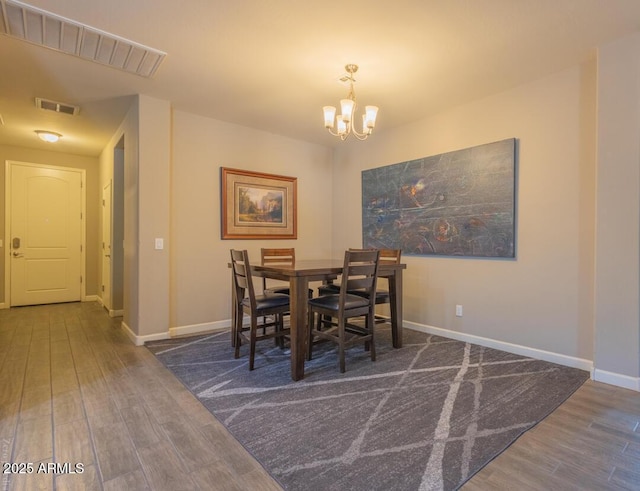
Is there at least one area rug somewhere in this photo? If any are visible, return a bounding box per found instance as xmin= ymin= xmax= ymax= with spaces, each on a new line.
xmin=146 ymin=326 xmax=588 ymax=490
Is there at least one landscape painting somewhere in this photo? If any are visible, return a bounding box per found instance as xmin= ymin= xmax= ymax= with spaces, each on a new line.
xmin=237 ymin=186 xmax=284 ymax=224
xmin=362 ymin=139 xmax=516 ymax=257
xmin=221 ymin=167 xmax=297 ymax=239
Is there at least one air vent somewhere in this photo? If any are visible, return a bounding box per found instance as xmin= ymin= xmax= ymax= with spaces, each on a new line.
xmin=35 ymin=97 xmax=79 ymax=115
xmin=0 ymin=0 xmax=166 ymax=77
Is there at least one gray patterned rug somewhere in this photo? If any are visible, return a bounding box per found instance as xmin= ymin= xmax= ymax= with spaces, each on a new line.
xmin=146 ymin=326 xmax=588 ymax=490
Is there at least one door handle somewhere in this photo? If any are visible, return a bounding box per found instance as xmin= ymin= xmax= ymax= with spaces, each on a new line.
xmin=12 ymin=251 xmax=23 ymax=258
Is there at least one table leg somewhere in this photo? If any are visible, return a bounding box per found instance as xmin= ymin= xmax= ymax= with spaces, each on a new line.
xmin=289 ymin=276 xmax=309 ymax=381
xmin=230 ymin=270 xmax=236 ymax=347
xmin=388 ymin=269 xmax=403 ymax=348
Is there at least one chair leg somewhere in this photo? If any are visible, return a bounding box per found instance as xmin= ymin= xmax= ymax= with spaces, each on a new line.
xmin=249 ymin=318 xmax=258 ymax=370
xmin=273 ymin=314 xmax=280 ymax=347
xmin=276 ymin=313 xmax=285 ymax=349
xmin=234 ymin=306 xmax=242 ymax=359
xmin=338 ymin=318 xmax=346 ymax=373
xmin=369 ymin=314 xmax=376 ymax=362
xmin=364 ymin=315 xmax=372 ymax=352
xmin=307 ymin=310 xmax=314 ymax=361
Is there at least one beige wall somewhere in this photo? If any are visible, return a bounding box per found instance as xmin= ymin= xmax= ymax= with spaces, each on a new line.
xmin=138 ymin=95 xmax=171 ymax=337
xmin=0 ymin=145 xmax=100 ymax=304
xmin=99 ymin=100 xmax=139 ymax=336
xmin=98 ymin=94 xmax=172 ymax=342
xmin=169 ymin=111 xmax=333 ymax=332
xmin=330 ymin=62 xmax=597 ymax=363
xmin=594 ymin=32 xmax=640 ymax=381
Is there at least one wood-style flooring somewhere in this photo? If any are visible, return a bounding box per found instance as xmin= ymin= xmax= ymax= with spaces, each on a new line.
xmin=0 ymin=301 xmax=638 ymax=490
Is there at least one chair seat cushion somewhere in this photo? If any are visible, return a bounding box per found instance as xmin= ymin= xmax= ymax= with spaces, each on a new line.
xmin=265 ymin=286 xmax=290 ymax=295
xmin=352 ymin=289 xmax=390 ymax=302
xmin=265 ymin=287 xmax=314 ymax=297
xmin=308 ymin=293 xmax=369 ymax=311
xmin=242 ymin=293 xmax=290 ymax=310
xmin=317 ymin=283 xmax=341 ymax=295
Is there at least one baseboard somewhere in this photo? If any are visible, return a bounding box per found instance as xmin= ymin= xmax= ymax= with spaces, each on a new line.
xmin=169 ymin=319 xmax=231 ymax=338
xmin=121 ymin=320 xmax=170 ymax=346
xmin=0 ymin=302 xmax=7 ymax=310
xmin=404 ymin=321 xmax=593 ymax=372
xmin=121 ymin=321 xmax=137 ymax=344
xmin=94 ymin=296 xmax=123 ymax=317
xmin=121 ymin=319 xmax=231 ymax=347
xmin=592 ymin=368 xmax=640 ymax=391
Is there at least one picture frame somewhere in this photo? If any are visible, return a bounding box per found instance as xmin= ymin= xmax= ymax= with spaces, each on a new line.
xmin=221 ymin=167 xmax=297 ymax=239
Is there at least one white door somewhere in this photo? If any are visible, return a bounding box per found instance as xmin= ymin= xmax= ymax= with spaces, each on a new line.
xmin=10 ymin=162 xmax=83 ymax=306
xmin=101 ymin=181 xmax=112 ymax=310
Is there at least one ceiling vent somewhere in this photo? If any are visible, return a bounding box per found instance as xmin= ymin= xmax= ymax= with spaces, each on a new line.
xmin=35 ymin=97 xmax=79 ymax=115
xmin=0 ymin=0 xmax=166 ymax=77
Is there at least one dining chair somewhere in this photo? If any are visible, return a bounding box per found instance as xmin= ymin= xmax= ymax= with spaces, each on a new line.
xmin=307 ymin=249 xmax=380 ymax=373
xmin=230 ymin=249 xmax=291 ymax=370
xmin=318 ymin=248 xmax=401 ymax=326
xmin=261 ymin=247 xmax=295 ymax=295
xmin=355 ymin=249 xmax=402 ymax=325
xmin=261 ymin=247 xmax=313 ymax=297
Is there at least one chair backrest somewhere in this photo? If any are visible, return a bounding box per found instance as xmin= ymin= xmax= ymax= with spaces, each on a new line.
xmin=230 ymin=249 xmax=257 ymax=310
xmin=261 ymin=248 xmax=295 ymax=290
xmin=349 ymin=248 xmax=401 ymax=265
xmin=261 ymin=248 xmax=295 ymax=265
xmin=379 ymin=248 xmax=402 ymax=264
xmin=340 ymin=249 xmax=380 ymax=306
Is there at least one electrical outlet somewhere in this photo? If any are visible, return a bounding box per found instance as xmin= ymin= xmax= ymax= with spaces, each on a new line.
xmin=455 ymin=304 xmax=463 ymax=317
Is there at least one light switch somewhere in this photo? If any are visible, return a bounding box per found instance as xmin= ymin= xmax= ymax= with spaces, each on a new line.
xmin=155 ymin=238 xmax=164 ymax=250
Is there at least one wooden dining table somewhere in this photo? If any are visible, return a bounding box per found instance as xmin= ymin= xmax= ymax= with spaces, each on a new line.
xmin=251 ymin=258 xmax=407 ymax=381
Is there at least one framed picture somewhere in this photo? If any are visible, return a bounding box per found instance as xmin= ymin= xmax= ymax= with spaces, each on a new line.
xmin=221 ymin=167 xmax=297 ymax=239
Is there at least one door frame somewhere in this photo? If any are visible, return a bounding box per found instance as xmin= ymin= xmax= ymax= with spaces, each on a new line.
xmin=101 ymin=179 xmax=113 ymax=312
xmin=4 ymin=160 xmax=87 ymax=308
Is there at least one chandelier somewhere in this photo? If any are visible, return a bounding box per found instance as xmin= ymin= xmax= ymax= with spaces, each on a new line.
xmin=323 ymin=64 xmax=378 ymax=141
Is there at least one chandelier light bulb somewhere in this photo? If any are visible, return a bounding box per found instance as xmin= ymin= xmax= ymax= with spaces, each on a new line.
xmin=323 ymin=106 xmax=336 ymax=128
xmin=365 ymin=106 xmax=378 ymax=129
xmin=340 ymin=99 xmax=354 ymax=123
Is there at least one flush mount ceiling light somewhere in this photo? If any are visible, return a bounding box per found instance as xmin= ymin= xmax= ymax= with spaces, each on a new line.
xmin=35 ymin=130 xmax=62 ymax=142
xmin=0 ymin=0 xmax=166 ymax=77
xmin=323 ymin=64 xmax=379 ymax=141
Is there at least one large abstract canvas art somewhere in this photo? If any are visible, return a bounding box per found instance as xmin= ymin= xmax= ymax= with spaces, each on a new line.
xmin=362 ymin=138 xmax=516 ymax=257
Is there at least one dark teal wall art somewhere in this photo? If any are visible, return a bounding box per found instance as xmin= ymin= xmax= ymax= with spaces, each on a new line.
xmin=362 ymin=138 xmax=516 ymax=258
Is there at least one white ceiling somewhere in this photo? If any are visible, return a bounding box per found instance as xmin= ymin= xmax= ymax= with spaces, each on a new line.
xmin=1 ymin=0 xmax=640 ymax=156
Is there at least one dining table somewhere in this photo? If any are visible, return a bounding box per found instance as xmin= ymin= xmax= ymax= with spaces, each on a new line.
xmin=250 ymin=258 xmax=407 ymax=381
